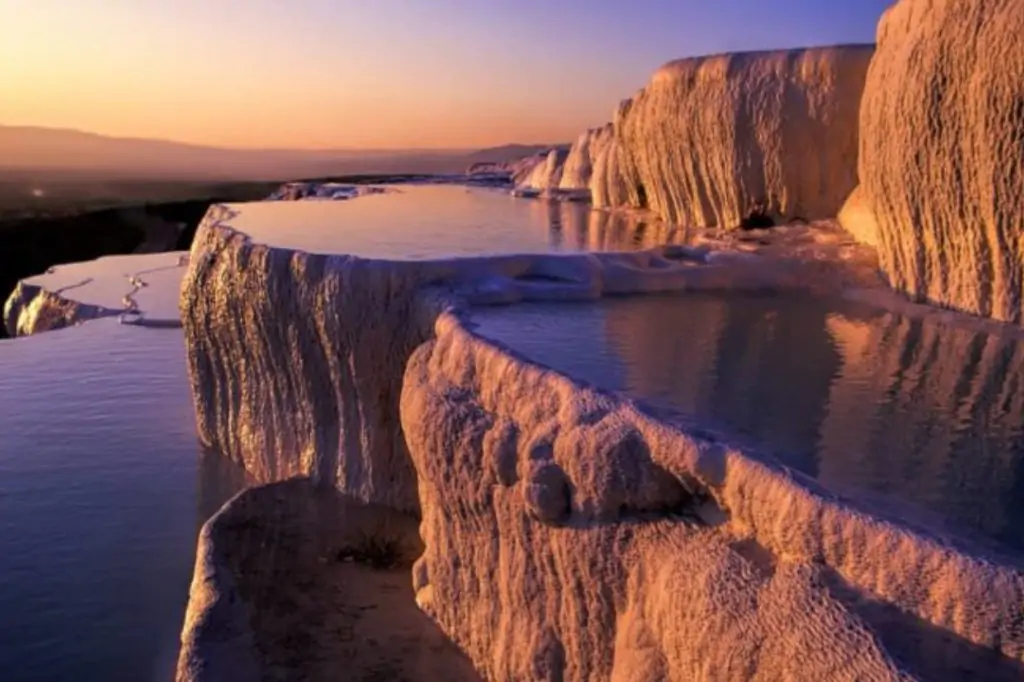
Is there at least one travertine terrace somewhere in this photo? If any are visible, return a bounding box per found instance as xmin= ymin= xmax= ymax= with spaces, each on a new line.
xmin=175 ymin=198 xmax=1024 ymax=681
xmin=172 ymin=1 xmax=1024 ymax=678
xmin=856 ymin=0 xmax=1024 ymax=321
xmin=558 ymin=125 xmax=614 ymax=192
xmin=602 ymin=46 xmax=874 ymax=228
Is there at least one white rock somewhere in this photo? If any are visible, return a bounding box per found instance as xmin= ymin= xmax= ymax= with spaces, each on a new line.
xmin=182 ymin=205 xmax=839 ymax=513
xmin=515 ymin=148 xmax=569 ymax=194
xmin=837 ymin=184 xmax=880 ymax=248
xmin=589 ymin=120 xmax=631 ymax=209
xmin=398 ymin=311 xmax=1024 ymax=679
xmin=558 ymin=125 xmax=613 ymax=192
xmin=857 ymin=0 xmax=1024 ymax=322
xmin=3 ymin=251 xmax=189 ymax=336
xmin=596 ymin=46 xmax=874 ymax=228
xmin=180 ymin=196 xmax=1024 ymax=679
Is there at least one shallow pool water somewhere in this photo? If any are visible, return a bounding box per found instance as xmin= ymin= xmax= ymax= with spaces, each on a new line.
xmin=15 ymin=251 xmax=189 ymax=325
xmin=0 ymin=321 xmax=249 ymax=682
xmin=471 ymin=292 xmax=1024 ymax=554
xmin=226 ymin=184 xmax=684 ymax=257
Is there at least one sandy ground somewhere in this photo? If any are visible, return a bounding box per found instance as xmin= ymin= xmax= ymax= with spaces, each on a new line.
xmin=213 ymin=480 xmax=481 ymax=682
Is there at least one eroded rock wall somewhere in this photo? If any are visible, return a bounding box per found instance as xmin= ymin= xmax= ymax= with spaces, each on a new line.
xmin=857 ymin=0 xmax=1024 ymax=322
xmin=181 ymin=207 xmax=438 ymax=512
xmin=3 ymin=281 xmax=113 ymax=336
xmin=558 ymin=125 xmax=613 ymax=192
xmin=517 ymin=148 xmax=569 ymax=193
xmin=400 ymin=312 xmax=1024 ymax=680
xmin=596 ymin=46 xmax=873 ymax=228
xmin=182 ymin=205 xmax=823 ymax=511
xmin=402 ymin=316 xmax=914 ymax=681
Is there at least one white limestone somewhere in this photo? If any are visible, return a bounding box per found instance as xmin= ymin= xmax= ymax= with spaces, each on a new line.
xmin=837 ymin=184 xmax=880 ymax=248
xmin=182 ymin=205 xmax=854 ymax=514
xmin=3 ymin=251 xmax=189 ymax=336
xmin=595 ymin=46 xmax=874 ymax=228
xmin=176 ymin=488 xmax=261 ymax=682
xmin=179 ymin=194 xmax=1024 ymax=679
xmin=514 ymin=148 xmax=569 ymax=196
xmin=857 ymin=0 xmax=1024 ymax=322
xmin=589 ymin=120 xmax=631 ymax=209
xmin=558 ymin=125 xmax=613 ymax=192
xmin=401 ymin=311 xmax=1024 ymax=680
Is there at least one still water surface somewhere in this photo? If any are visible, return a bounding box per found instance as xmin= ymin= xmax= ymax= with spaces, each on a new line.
xmin=228 ymin=185 xmax=683 ymax=257
xmin=0 ymin=321 xmax=248 ymax=682
xmin=472 ymin=292 xmax=1024 ymax=555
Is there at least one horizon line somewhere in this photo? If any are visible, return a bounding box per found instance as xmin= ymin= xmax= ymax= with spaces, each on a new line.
xmin=0 ymin=123 xmax=569 ymax=155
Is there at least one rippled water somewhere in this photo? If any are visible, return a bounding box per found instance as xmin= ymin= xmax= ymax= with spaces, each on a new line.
xmin=0 ymin=321 xmax=248 ymax=682
xmin=227 ymin=185 xmax=685 ymax=257
xmin=472 ymin=292 xmax=1024 ymax=554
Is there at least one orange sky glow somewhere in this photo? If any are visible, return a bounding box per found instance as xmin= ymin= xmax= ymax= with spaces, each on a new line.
xmin=0 ymin=0 xmax=888 ymax=150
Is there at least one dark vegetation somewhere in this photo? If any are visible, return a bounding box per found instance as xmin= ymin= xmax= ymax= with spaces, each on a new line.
xmin=0 ymin=172 xmax=282 ymax=338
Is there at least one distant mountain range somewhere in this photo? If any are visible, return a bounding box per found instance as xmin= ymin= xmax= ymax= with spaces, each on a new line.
xmin=0 ymin=126 xmax=564 ymax=180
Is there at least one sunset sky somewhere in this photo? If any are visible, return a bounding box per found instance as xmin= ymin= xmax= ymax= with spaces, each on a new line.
xmin=1 ymin=0 xmax=891 ymax=150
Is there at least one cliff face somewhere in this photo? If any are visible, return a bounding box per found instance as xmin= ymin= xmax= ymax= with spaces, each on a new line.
xmin=402 ymin=313 xmax=1024 ymax=680
xmin=401 ymin=318 xmax=912 ymax=681
xmin=596 ymin=46 xmax=874 ymax=228
xmin=180 ymin=203 xmax=815 ymax=512
xmin=517 ymin=148 xmax=570 ymax=192
xmin=558 ymin=125 xmax=613 ymax=192
xmin=179 ymin=203 xmax=1024 ymax=680
xmin=857 ymin=0 xmax=1024 ymax=322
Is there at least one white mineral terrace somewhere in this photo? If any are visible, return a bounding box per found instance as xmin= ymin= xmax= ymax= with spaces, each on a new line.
xmin=3 ymin=251 xmax=189 ymax=336
xmin=5 ymin=184 xmax=1024 ymax=681
xmin=167 ymin=189 xmax=1024 ymax=681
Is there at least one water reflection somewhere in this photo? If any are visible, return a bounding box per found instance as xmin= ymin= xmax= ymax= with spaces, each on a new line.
xmin=471 ymin=293 xmax=1024 ymax=552
xmin=0 ymin=322 xmax=250 ymax=682
xmin=818 ymin=312 xmax=1024 ymax=549
xmin=229 ymin=185 xmax=683 ymax=258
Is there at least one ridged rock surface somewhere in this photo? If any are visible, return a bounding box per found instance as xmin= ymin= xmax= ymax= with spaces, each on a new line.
xmin=402 ymin=316 xmax=915 ymax=681
xmin=180 ymin=203 xmax=1024 ymax=681
xmin=3 ymin=281 xmax=113 ymax=336
xmin=517 ymin=148 xmax=569 ymax=192
xmin=601 ymin=46 xmax=874 ymax=228
xmin=589 ymin=117 xmax=632 ymax=209
xmin=558 ymin=125 xmax=613 ymax=192
xmin=182 ymin=205 xmax=836 ymax=513
xmin=857 ymin=0 xmax=1024 ymax=322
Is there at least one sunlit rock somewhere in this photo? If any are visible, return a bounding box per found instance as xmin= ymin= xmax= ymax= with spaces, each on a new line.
xmin=180 ymin=195 xmax=1024 ymax=680
xmin=399 ymin=313 xmax=1024 ymax=679
xmin=182 ymin=203 xmax=812 ymax=512
xmin=3 ymin=251 xmax=189 ymax=336
xmin=595 ymin=46 xmax=873 ymax=228
xmin=558 ymin=125 xmax=613 ymax=193
xmin=401 ymin=316 xmax=910 ymax=680
xmin=514 ymin=148 xmax=570 ymax=196
xmin=857 ymin=0 xmax=1024 ymax=322
xmin=837 ymin=184 xmax=880 ymax=248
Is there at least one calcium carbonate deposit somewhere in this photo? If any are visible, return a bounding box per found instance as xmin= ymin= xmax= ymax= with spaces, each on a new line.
xmin=558 ymin=125 xmax=614 ymax=192
xmin=175 ymin=205 xmax=1024 ymax=681
xmin=165 ymin=1 xmax=1024 ymax=678
xmin=857 ymin=0 xmax=1024 ymax=322
xmin=599 ymin=46 xmax=875 ymax=229
xmin=3 ymin=251 xmax=189 ymax=336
